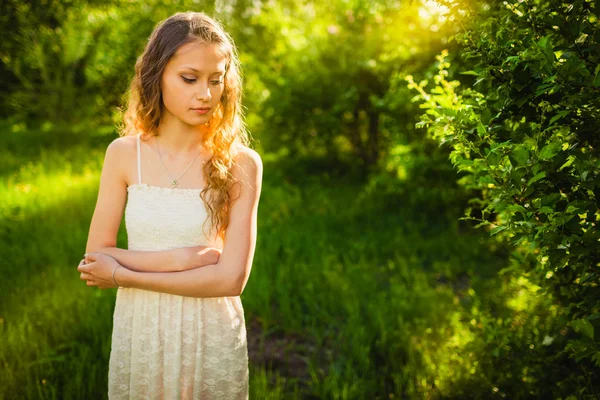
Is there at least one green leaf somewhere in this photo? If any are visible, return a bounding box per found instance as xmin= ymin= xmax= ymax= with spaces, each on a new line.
xmin=490 ymin=225 xmax=508 ymax=236
xmin=565 ymin=204 xmax=580 ymax=214
xmin=473 ymin=220 xmax=492 ymax=228
xmin=593 ymin=64 xmax=600 ymax=88
xmin=536 ymin=35 xmax=556 ymax=63
xmin=588 ymin=313 xmax=600 ymax=321
xmin=549 ymin=110 xmax=570 ymax=126
xmin=528 ymin=171 xmax=546 ymax=185
xmin=510 ymin=145 xmax=530 ymax=165
xmin=539 ymin=142 xmax=562 ymax=160
xmin=541 ymin=193 xmax=561 ymax=207
xmin=571 ymin=318 xmax=594 ymax=340
xmin=573 ymin=345 xmax=599 ymax=362
xmin=553 ymin=214 xmax=576 ymax=225
xmin=487 ymin=151 xmax=501 ymax=166
xmin=506 ymin=204 xmax=528 ymax=215
xmin=581 ymin=171 xmax=590 ymax=181
xmin=538 ymin=206 xmax=554 ymax=214
xmin=537 ymin=35 xmax=549 ymax=50
xmin=535 ymin=83 xmax=558 ymax=98
xmin=580 ymin=273 xmax=597 ymax=284
xmin=477 ymin=122 xmax=486 ymax=138
xmin=464 ymin=51 xmax=482 ymax=60
xmin=559 ymin=155 xmax=576 ymax=171
xmin=503 ymin=55 xmax=520 ymax=69
xmin=574 ymin=33 xmax=588 ymax=45
xmin=481 ymin=107 xmax=492 ymax=124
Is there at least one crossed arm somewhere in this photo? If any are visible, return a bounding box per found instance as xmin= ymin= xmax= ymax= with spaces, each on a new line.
xmin=82 ymin=137 xmax=262 ymax=298
xmin=86 ymin=245 xmax=221 ymax=273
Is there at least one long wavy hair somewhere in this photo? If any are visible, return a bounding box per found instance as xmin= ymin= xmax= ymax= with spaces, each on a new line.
xmin=117 ymin=11 xmax=250 ymax=242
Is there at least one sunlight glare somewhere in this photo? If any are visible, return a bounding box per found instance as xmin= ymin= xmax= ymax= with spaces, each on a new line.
xmin=418 ymin=0 xmax=451 ymax=23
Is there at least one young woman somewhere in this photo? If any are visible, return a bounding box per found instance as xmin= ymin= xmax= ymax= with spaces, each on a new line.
xmin=76 ymin=11 xmax=262 ymax=399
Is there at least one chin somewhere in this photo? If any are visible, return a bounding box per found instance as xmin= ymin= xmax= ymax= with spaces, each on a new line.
xmin=187 ymin=120 xmax=209 ymax=127
xmin=179 ymin=114 xmax=209 ymax=126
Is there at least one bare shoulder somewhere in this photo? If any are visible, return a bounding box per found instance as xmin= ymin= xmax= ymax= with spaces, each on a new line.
xmin=232 ymin=145 xmax=262 ymax=180
xmin=104 ymin=135 xmax=138 ymax=183
xmin=234 ymin=145 xmax=262 ymax=170
xmin=107 ymin=134 xmax=137 ymax=154
xmin=104 ymin=135 xmax=137 ymax=168
xmin=230 ymin=145 xmax=263 ymax=197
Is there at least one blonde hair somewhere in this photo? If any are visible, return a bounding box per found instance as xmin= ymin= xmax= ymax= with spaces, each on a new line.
xmin=117 ymin=11 xmax=250 ymax=241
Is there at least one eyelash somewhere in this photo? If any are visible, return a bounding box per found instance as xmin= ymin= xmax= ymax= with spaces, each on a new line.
xmin=181 ymin=77 xmax=223 ymax=85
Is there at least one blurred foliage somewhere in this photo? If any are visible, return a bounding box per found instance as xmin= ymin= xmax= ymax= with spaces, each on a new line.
xmin=0 ymin=0 xmax=221 ymax=125
xmin=0 ymin=0 xmax=460 ymax=171
xmin=256 ymin=0 xmax=463 ymax=173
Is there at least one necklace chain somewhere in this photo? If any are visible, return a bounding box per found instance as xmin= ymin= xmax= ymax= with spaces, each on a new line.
xmin=155 ymin=137 xmax=203 ymax=188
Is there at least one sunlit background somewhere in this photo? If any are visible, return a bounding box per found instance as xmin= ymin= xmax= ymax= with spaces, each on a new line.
xmin=1 ymin=0 xmax=598 ymax=398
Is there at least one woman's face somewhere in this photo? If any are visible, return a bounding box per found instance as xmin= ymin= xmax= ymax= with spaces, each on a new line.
xmin=160 ymin=41 xmax=227 ymax=126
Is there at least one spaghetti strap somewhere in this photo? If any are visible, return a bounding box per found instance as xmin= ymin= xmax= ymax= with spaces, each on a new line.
xmin=136 ymin=133 xmax=142 ymax=184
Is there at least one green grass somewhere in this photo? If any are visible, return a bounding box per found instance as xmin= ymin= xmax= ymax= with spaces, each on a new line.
xmin=0 ymin=128 xmax=562 ymax=399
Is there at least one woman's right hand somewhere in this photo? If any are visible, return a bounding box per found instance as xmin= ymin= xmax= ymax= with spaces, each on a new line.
xmin=174 ymin=245 xmax=222 ymax=271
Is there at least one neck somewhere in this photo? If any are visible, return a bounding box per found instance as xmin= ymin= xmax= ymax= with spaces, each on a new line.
xmin=155 ymin=112 xmax=210 ymax=154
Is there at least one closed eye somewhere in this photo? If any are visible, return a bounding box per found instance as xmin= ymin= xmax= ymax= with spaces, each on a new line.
xmin=181 ymin=77 xmax=223 ymax=85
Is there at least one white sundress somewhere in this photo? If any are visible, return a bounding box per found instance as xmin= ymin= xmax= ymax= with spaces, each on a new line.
xmin=107 ymin=133 xmax=249 ymax=399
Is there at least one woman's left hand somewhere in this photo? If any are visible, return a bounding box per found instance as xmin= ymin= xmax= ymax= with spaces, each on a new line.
xmin=77 ymin=252 xmax=121 ymax=289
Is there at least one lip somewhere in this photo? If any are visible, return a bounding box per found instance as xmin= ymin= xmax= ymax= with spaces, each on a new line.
xmin=191 ymin=107 xmax=211 ymax=110
xmin=192 ymin=107 xmax=211 ymax=115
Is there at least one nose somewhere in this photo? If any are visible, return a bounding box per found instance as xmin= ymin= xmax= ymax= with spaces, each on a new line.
xmin=195 ymin=81 xmax=212 ymax=102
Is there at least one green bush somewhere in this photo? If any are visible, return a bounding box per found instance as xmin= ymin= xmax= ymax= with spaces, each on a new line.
xmin=405 ymin=0 xmax=600 ymax=396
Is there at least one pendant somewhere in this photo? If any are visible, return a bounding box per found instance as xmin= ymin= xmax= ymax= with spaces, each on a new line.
xmin=172 ymin=180 xmax=178 ymax=188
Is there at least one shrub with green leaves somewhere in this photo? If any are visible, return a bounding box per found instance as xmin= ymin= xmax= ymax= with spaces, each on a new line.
xmin=406 ymin=0 xmax=599 ymax=396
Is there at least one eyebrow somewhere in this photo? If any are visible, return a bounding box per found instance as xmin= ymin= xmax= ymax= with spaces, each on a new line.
xmin=179 ymin=67 xmax=225 ymax=74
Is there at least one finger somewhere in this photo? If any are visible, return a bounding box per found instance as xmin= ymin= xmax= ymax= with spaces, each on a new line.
xmin=78 ymin=260 xmax=97 ymax=273
xmin=77 ymin=262 xmax=91 ymax=273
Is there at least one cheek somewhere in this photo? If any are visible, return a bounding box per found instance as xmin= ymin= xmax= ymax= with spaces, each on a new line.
xmin=212 ymin=86 xmax=225 ymax=101
xmin=162 ymin=79 xmax=189 ymax=110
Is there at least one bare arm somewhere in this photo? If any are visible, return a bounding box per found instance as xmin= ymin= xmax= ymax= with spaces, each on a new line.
xmin=114 ymin=147 xmax=263 ymax=297
xmin=90 ymin=245 xmax=221 ymax=273
xmin=84 ymin=137 xmax=128 ymax=258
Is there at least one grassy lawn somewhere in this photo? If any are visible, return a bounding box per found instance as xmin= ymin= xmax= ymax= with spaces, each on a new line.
xmin=0 ymin=127 xmax=553 ymax=399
